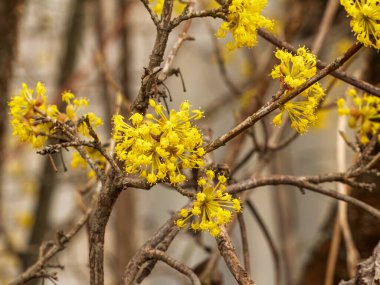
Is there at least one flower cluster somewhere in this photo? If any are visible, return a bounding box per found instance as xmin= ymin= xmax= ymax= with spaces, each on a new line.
xmin=9 ymin=82 xmax=55 ymax=148
xmin=113 ymin=99 xmax=205 ymax=185
xmin=216 ymin=0 xmax=274 ymax=50
xmin=271 ymin=47 xmax=325 ymax=133
xmin=337 ymin=88 xmax=380 ymax=144
xmin=176 ymin=170 xmax=241 ymax=237
xmin=9 ymin=82 xmax=104 ymax=149
xmin=340 ymin=0 xmax=380 ymax=49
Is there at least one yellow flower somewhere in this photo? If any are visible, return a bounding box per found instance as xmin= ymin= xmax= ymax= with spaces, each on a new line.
xmin=337 ymin=88 xmax=380 ymax=144
xmin=341 ymin=0 xmax=380 ymax=49
xmin=271 ymin=47 xmax=325 ymax=133
xmin=271 ymin=47 xmax=319 ymax=91
xmin=176 ymin=170 xmax=241 ymax=237
xmin=113 ymin=100 xmax=205 ymax=185
xmin=8 ymin=82 xmax=54 ymax=148
xmin=9 ymin=83 xmax=103 ymax=149
xmin=216 ymin=0 xmax=274 ymax=50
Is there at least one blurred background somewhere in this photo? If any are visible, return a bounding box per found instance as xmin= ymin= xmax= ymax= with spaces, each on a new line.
xmin=1 ymin=0 xmax=380 ymax=284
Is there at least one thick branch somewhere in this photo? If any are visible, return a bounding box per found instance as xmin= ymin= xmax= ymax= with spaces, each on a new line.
xmin=89 ymin=172 xmax=122 ymax=285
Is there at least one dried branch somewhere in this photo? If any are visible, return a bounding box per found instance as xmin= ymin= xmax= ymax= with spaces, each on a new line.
xmin=89 ymin=170 xmax=125 ymax=285
xmin=227 ymin=176 xmax=380 ymax=220
xmin=131 ymin=0 xmax=174 ymax=114
xmin=140 ymin=0 xmax=160 ymax=25
xmin=170 ymin=7 xmax=226 ymax=29
xmin=217 ymin=227 xmax=255 ymax=285
xmin=237 ymin=213 xmax=251 ymax=275
xmin=144 ymin=249 xmax=201 ymax=285
xmin=136 ymin=227 xmax=179 ymax=283
xmin=121 ymin=208 xmax=184 ymax=284
xmin=158 ymin=21 xmax=194 ymax=83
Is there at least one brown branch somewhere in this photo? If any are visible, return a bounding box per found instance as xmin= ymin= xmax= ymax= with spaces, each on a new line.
xmin=204 ymin=42 xmax=363 ymax=153
xmin=89 ymin=171 xmax=123 ymax=285
xmin=227 ymin=176 xmax=380 ymax=220
xmin=170 ymin=7 xmax=226 ymax=29
xmin=131 ymin=0 xmax=174 ymax=114
xmin=139 ymin=0 xmax=160 ymax=25
xmin=121 ymin=208 xmax=185 ymax=284
xmin=158 ymin=20 xmax=194 ymax=83
xmin=324 ymin=214 xmax=341 ymax=285
xmin=217 ymin=227 xmax=255 ymax=285
xmin=237 ymin=213 xmax=251 ymax=275
xmin=144 ymin=249 xmax=201 ymax=285
xmin=136 ymin=227 xmax=179 ymax=283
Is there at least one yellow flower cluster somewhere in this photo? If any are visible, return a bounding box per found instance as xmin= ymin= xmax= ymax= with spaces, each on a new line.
xmin=216 ymin=0 xmax=274 ymax=50
xmin=9 ymin=82 xmax=55 ymax=148
xmin=9 ymin=82 xmax=104 ymax=149
xmin=271 ymin=47 xmax=325 ymax=133
xmin=113 ymin=99 xmax=205 ymax=185
xmin=340 ymin=0 xmax=380 ymax=49
xmin=176 ymin=170 xmax=241 ymax=237
xmin=337 ymin=88 xmax=380 ymax=144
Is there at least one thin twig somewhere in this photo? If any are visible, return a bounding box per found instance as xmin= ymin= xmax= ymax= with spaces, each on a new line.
xmin=337 ymin=115 xmax=359 ymax=277
xmin=237 ymin=213 xmax=251 ymax=276
xmin=144 ymin=249 xmax=201 ymax=285
xmin=324 ymin=214 xmax=341 ymax=285
xmin=227 ymin=176 xmax=380 ymax=220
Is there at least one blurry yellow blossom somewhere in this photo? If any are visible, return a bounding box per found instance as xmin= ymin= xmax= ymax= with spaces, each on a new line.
xmin=149 ymin=0 xmax=186 ymax=16
xmin=337 ymin=88 xmax=380 ymax=144
xmin=71 ymin=147 xmax=107 ymax=178
xmin=340 ymin=0 xmax=380 ymax=49
xmin=113 ymin=100 xmax=205 ymax=185
xmin=216 ymin=0 xmax=274 ymax=50
xmin=240 ymin=88 xmax=256 ymax=111
xmin=16 ymin=212 xmax=34 ymax=229
xmin=271 ymin=47 xmax=325 ymax=133
xmin=176 ymin=170 xmax=241 ymax=237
